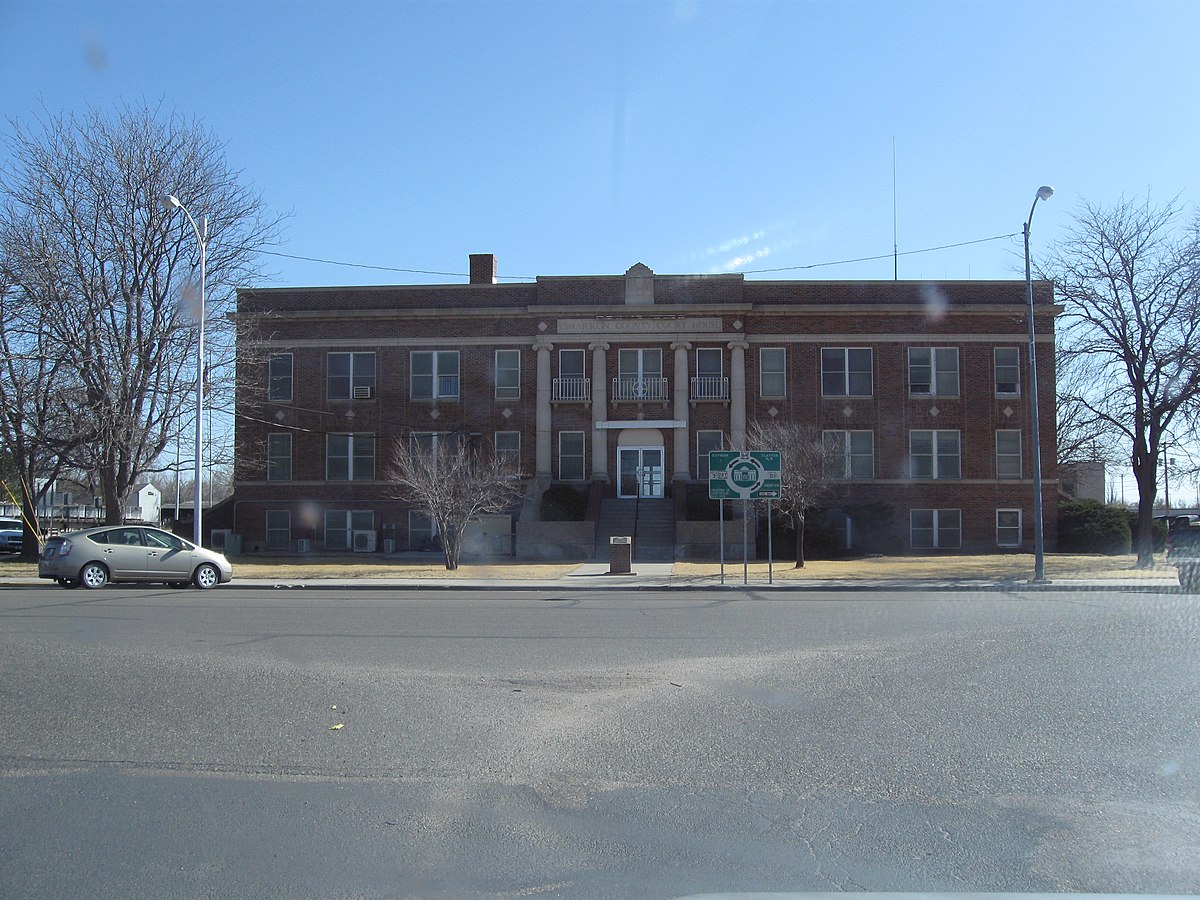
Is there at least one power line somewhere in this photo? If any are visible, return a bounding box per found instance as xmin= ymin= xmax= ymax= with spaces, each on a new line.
xmin=259 ymin=232 xmax=1023 ymax=281
xmin=734 ymin=232 xmax=1017 ymax=274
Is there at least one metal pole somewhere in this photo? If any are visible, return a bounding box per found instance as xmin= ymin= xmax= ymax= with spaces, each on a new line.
xmin=767 ymin=499 xmax=773 ymax=584
xmin=196 ymin=215 xmax=206 ymax=547
xmin=1024 ymin=187 xmax=1052 ymax=583
xmin=742 ymin=497 xmax=748 ymax=586
xmin=719 ymin=498 xmax=725 ymax=585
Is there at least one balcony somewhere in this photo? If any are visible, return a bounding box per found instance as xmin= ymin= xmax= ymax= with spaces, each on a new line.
xmin=552 ymin=376 xmax=590 ymax=402
xmin=690 ymin=375 xmax=730 ymax=401
xmin=612 ymin=376 xmax=668 ymax=403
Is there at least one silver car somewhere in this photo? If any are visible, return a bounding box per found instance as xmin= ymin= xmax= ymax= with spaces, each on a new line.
xmin=38 ymin=525 xmax=233 ymax=590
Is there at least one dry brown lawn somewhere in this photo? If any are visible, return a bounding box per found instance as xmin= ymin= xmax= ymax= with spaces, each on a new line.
xmin=675 ymin=553 xmax=1176 ymax=582
xmin=1 ymin=552 xmax=1177 ymax=582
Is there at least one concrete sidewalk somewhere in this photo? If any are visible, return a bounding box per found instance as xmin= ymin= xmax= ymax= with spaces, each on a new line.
xmin=2 ymin=561 xmax=1184 ymax=592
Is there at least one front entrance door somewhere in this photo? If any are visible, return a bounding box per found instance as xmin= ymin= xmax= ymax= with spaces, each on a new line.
xmin=618 ymin=447 xmax=664 ymax=498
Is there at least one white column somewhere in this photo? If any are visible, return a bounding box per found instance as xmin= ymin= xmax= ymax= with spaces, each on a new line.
xmin=729 ymin=339 xmax=748 ymax=450
xmin=590 ymin=342 xmax=609 ymax=481
xmin=534 ymin=340 xmax=553 ymax=478
xmin=671 ymin=341 xmax=691 ymax=481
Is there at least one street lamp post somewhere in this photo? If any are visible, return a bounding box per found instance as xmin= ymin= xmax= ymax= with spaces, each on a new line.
xmin=161 ymin=194 xmax=207 ymax=547
xmin=1024 ymin=185 xmax=1054 ymax=582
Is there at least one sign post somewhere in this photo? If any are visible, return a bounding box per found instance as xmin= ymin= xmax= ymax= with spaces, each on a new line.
xmin=708 ymin=450 xmax=782 ymax=585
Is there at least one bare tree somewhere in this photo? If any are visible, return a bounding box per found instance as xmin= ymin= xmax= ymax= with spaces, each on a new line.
xmin=0 ymin=103 xmax=280 ymax=526
xmin=388 ymin=435 xmax=524 ymax=570
xmin=747 ymin=420 xmax=836 ymax=568
xmin=1042 ymin=195 xmax=1200 ymax=567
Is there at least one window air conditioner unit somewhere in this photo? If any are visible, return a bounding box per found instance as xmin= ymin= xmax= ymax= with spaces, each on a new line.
xmin=296 ymin=538 xmax=312 ymax=553
xmin=352 ymin=530 xmax=376 ymax=552
xmin=352 ymin=385 xmax=373 ymax=399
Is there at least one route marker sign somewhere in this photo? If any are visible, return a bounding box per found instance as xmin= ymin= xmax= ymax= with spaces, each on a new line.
xmin=707 ymin=450 xmax=782 ymax=500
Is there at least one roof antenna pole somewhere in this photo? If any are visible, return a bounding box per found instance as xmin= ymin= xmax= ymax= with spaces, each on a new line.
xmin=892 ymin=137 xmax=899 ymax=280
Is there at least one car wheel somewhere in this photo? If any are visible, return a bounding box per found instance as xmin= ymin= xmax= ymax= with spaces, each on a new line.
xmin=193 ymin=563 xmax=220 ymax=590
xmin=79 ymin=563 xmax=109 ymax=590
xmin=56 ymin=578 xmax=80 ymax=589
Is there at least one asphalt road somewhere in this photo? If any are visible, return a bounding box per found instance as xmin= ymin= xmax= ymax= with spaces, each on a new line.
xmin=1 ymin=584 xmax=1197 ymax=898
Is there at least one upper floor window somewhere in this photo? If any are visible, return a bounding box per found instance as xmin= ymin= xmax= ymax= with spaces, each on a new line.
xmin=822 ymin=348 xmax=872 ymax=397
xmin=266 ymin=433 xmax=292 ymax=481
xmin=823 ymin=430 xmax=874 ymax=479
xmin=908 ymin=347 xmax=959 ymax=396
xmin=411 ymin=350 xmax=460 ymax=400
xmin=615 ymin=348 xmax=665 ymax=401
xmin=996 ymin=429 xmax=1022 ymax=479
xmin=495 ymin=350 xmax=521 ymax=400
xmin=269 ymin=353 xmax=293 ymax=402
xmin=327 ymin=352 xmax=376 ymax=400
xmin=995 ymin=347 xmax=1021 ymax=396
xmin=553 ymin=349 xmax=589 ymax=402
xmin=326 ymin=433 xmax=375 ymax=481
xmin=910 ymin=429 xmax=961 ymax=479
xmin=759 ymin=348 xmax=786 ymax=398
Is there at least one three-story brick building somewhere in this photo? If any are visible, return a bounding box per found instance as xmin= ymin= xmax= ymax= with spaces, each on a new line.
xmin=230 ymin=254 xmax=1057 ymax=558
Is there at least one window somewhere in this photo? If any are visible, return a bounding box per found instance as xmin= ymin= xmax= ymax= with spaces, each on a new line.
xmin=616 ymin=348 xmax=664 ymax=400
xmin=697 ymin=430 xmax=725 ymax=480
xmin=759 ymin=348 xmax=786 ymax=398
xmin=326 ymin=433 xmax=375 ymax=481
xmin=559 ymin=349 xmax=586 ymax=378
xmin=494 ymin=431 xmax=521 ymax=469
xmin=996 ymin=509 xmax=1022 ymax=547
xmin=411 ymin=350 xmax=460 ymax=400
xmin=693 ymin=348 xmax=727 ymax=400
xmin=908 ymin=347 xmax=959 ymax=396
xmin=325 ymin=509 xmax=373 ymax=550
xmin=555 ymin=349 xmax=589 ymax=402
xmin=911 ymin=509 xmax=962 ymax=549
xmin=910 ymin=430 xmax=961 ymax=479
xmin=327 ymin=352 xmax=376 ymax=400
xmin=823 ymin=430 xmax=874 ymax=479
xmin=267 ymin=433 xmax=292 ymax=481
xmin=558 ymin=431 xmax=585 ymax=480
xmin=995 ymin=347 xmax=1021 ymax=395
xmin=821 ymin=348 xmax=872 ymax=397
xmin=266 ymin=510 xmax=291 ymax=551
xmin=269 ymin=353 xmax=293 ymax=402
xmin=495 ymin=349 xmax=521 ymax=400
xmin=409 ymin=510 xmax=438 ymax=550
xmin=996 ymin=430 xmax=1022 ymax=479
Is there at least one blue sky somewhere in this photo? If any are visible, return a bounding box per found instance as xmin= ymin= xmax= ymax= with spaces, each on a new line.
xmin=3 ymin=0 xmax=1197 ymax=292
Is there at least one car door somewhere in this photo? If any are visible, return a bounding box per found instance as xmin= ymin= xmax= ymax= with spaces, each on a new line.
xmin=92 ymin=527 xmax=151 ymax=579
xmin=143 ymin=528 xmax=193 ymax=580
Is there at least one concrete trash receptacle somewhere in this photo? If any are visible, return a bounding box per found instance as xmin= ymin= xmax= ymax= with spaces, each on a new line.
xmin=609 ymin=536 xmax=632 ymax=574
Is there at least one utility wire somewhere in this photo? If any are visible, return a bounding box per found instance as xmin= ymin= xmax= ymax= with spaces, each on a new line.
xmin=260 ymin=232 xmax=1022 ymax=281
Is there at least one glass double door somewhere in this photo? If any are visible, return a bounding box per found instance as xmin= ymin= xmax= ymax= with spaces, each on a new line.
xmin=618 ymin=447 xmax=664 ymax=498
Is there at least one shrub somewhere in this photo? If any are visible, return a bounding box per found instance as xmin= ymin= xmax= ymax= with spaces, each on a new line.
xmin=1058 ymin=500 xmax=1131 ymax=554
xmin=539 ymin=483 xmax=588 ymax=521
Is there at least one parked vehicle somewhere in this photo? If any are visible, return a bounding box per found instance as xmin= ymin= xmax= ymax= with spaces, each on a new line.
xmin=0 ymin=517 xmax=22 ymax=553
xmin=1166 ymin=521 xmax=1200 ymax=592
xmin=38 ymin=525 xmax=233 ymax=589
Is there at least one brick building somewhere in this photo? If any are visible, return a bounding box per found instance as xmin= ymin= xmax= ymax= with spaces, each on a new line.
xmin=229 ymin=254 xmax=1058 ymax=559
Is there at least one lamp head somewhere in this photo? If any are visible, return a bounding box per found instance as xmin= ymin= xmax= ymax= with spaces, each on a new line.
xmin=1036 ymin=185 xmax=1054 ymax=202
xmin=161 ymin=194 xmax=181 ymax=212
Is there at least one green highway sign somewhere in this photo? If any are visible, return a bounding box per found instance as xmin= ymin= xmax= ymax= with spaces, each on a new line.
xmin=708 ymin=450 xmax=781 ymax=500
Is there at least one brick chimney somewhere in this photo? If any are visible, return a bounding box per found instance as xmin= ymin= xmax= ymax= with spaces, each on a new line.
xmin=469 ymin=253 xmax=497 ymax=285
